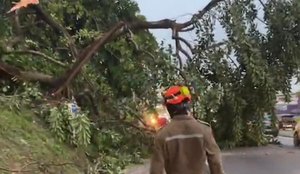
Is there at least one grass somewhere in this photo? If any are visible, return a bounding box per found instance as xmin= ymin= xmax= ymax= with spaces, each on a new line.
xmin=0 ymin=108 xmax=87 ymax=174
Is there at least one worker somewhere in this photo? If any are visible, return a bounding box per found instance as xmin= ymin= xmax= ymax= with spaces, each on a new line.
xmin=150 ymin=85 xmax=225 ymax=174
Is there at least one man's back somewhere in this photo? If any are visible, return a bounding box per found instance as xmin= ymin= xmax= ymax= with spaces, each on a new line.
xmin=150 ymin=115 xmax=224 ymax=174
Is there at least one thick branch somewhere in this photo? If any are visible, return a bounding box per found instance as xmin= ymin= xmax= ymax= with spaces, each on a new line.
xmin=0 ymin=61 xmax=54 ymax=84
xmin=52 ymin=22 xmax=126 ymax=95
xmin=50 ymin=0 xmax=224 ymax=95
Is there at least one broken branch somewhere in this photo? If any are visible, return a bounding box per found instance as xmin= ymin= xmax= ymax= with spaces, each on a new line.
xmin=52 ymin=21 xmax=126 ymax=95
xmin=0 ymin=61 xmax=54 ymax=84
xmin=49 ymin=0 xmax=224 ymax=95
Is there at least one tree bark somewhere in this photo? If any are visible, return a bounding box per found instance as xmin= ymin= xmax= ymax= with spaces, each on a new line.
xmin=0 ymin=61 xmax=55 ymax=85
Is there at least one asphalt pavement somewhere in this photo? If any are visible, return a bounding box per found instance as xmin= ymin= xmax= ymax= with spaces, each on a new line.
xmin=125 ymin=136 xmax=300 ymax=174
xmin=222 ymin=136 xmax=300 ymax=174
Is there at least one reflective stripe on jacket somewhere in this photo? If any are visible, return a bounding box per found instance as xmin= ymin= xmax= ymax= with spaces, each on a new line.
xmin=150 ymin=115 xmax=225 ymax=174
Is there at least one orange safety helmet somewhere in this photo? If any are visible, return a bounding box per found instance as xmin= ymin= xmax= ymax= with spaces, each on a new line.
xmin=163 ymin=85 xmax=192 ymax=105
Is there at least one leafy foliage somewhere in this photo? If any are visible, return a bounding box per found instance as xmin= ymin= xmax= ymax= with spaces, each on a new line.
xmin=1 ymin=0 xmax=300 ymax=172
xmin=187 ymin=0 xmax=300 ymax=148
xmin=43 ymin=104 xmax=92 ymax=147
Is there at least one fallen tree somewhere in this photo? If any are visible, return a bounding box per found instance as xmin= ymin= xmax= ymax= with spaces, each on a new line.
xmin=2 ymin=0 xmax=300 ymax=150
xmin=3 ymin=0 xmax=224 ymax=95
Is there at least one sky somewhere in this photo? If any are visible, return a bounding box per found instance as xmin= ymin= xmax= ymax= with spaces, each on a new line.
xmin=134 ymin=0 xmax=300 ymax=93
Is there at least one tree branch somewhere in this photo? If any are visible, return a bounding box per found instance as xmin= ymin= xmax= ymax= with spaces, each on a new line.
xmin=180 ymin=0 xmax=224 ymax=28
xmin=5 ymin=10 xmax=24 ymax=51
xmin=14 ymin=10 xmax=22 ymax=36
xmin=173 ymin=36 xmax=194 ymax=53
xmin=4 ymin=50 xmax=67 ymax=67
xmin=179 ymin=26 xmax=195 ymax=32
xmin=228 ymin=56 xmax=239 ymax=69
xmin=174 ymin=31 xmax=183 ymax=69
xmin=51 ymin=22 xmax=126 ymax=95
xmin=258 ymin=0 xmax=267 ymax=10
xmin=49 ymin=0 xmax=224 ymax=95
xmin=172 ymin=30 xmax=193 ymax=64
xmin=180 ymin=47 xmax=193 ymax=62
xmin=31 ymin=5 xmax=78 ymax=58
xmin=256 ymin=16 xmax=266 ymax=25
xmin=0 ymin=61 xmax=54 ymax=84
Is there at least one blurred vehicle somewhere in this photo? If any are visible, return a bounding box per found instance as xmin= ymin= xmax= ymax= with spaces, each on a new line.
xmin=278 ymin=114 xmax=296 ymax=130
xmin=263 ymin=114 xmax=279 ymax=138
xmin=293 ymin=120 xmax=300 ymax=147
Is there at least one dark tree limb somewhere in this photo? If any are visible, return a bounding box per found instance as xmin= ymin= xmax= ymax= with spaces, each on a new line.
xmin=51 ymin=22 xmax=126 ymax=95
xmin=180 ymin=47 xmax=193 ymax=62
xmin=31 ymin=0 xmax=224 ymax=95
xmin=172 ymin=29 xmax=193 ymax=64
xmin=258 ymin=0 xmax=267 ymax=10
xmin=173 ymin=36 xmax=194 ymax=53
xmin=174 ymin=31 xmax=184 ymax=69
xmin=0 ymin=61 xmax=54 ymax=84
xmin=179 ymin=26 xmax=195 ymax=32
xmin=180 ymin=0 xmax=224 ymax=27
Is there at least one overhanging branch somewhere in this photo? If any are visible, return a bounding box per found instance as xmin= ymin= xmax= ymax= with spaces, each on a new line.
xmin=48 ymin=0 xmax=224 ymax=95
xmin=173 ymin=36 xmax=194 ymax=53
xmin=180 ymin=0 xmax=224 ymax=28
xmin=51 ymin=22 xmax=126 ymax=95
xmin=174 ymin=31 xmax=183 ymax=69
xmin=172 ymin=29 xmax=193 ymax=65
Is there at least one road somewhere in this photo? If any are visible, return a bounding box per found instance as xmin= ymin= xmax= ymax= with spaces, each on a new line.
xmin=125 ymin=136 xmax=300 ymax=174
xmin=223 ymin=136 xmax=300 ymax=174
